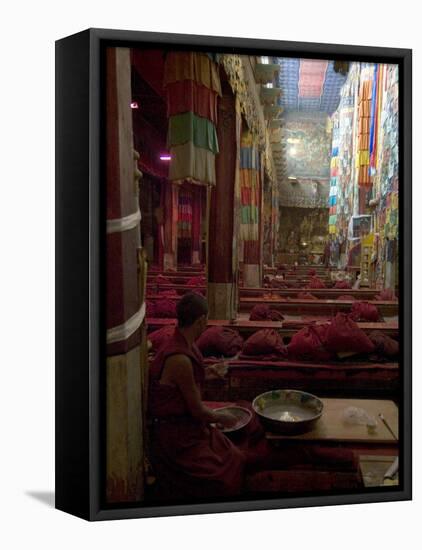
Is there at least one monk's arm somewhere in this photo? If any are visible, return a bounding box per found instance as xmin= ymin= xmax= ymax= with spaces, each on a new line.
xmin=165 ymin=355 xmax=220 ymax=423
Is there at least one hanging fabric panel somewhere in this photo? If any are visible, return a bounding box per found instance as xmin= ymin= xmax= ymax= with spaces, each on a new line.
xmin=357 ymin=73 xmax=373 ymax=188
xmin=168 ymin=141 xmax=216 ymax=185
xmin=167 ymin=111 xmax=219 ymax=154
xmin=164 ymin=52 xmax=221 ymax=187
xmin=163 ymin=52 xmax=222 ymax=96
xmin=328 ymin=111 xmax=340 ymax=234
xmin=166 ymin=80 xmax=218 ymax=124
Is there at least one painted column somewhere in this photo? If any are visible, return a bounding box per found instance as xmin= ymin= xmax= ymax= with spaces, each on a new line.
xmin=191 ymin=185 xmax=202 ymax=265
xmin=163 ymin=182 xmax=179 ymax=270
xmin=208 ymin=81 xmax=238 ymax=319
xmin=241 ymin=135 xmax=262 ymax=289
xmin=105 ymin=47 xmax=146 ymax=503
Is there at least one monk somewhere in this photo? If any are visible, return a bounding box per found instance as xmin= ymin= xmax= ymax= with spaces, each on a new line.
xmin=147 ymin=293 xmax=361 ymax=500
xmin=147 ymin=293 xmax=246 ymax=501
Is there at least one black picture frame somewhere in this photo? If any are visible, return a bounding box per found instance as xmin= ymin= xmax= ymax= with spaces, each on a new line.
xmin=55 ymin=28 xmax=412 ymax=521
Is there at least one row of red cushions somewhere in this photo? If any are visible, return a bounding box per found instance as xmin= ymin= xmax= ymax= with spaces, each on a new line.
xmin=148 ymin=312 xmax=398 ymax=360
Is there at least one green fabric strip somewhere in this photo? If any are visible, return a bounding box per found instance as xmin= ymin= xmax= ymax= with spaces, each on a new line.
xmin=168 ymin=112 xmax=219 ymax=154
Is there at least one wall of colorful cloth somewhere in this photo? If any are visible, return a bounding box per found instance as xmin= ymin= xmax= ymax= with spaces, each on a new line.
xmin=328 ymin=111 xmax=339 ymax=234
xmin=164 ymin=52 xmax=221 ymax=186
xmin=329 ymin=62 xmax=399 ymax=287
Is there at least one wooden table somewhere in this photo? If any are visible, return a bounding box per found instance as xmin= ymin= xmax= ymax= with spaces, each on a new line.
xmin=265 ymin=398 xmax=399 ymax=449
xmin=239 ymin=297 xmax=398 ymax=317
xmin=240 ymin=287 xmax=384 ymax=300
xmin=146 ymin=318 xmax=398 ymax=338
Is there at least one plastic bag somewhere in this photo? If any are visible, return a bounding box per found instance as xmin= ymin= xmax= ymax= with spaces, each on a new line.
xmin=342 ymin=406 xmax=378 ymax=432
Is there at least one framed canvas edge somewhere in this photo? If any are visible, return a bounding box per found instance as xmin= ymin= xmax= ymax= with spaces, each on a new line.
xmin=56 ymin=27 xmax=412 ymax=522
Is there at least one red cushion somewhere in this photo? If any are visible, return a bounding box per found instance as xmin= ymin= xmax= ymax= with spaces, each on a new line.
xmin=334 ymin=280 xmax=352 ymax=289
xmin=297 ymin=292 xmax=318 ymax=300
xmin=148 ymin=326 xmax=175 ymax=352
xmin=375 ymin=289 xmax=397 ymax=301
xmin=288 ymin=324 xmax=333 ymax=361
xmin=146 ymin=300 xmax=156 ymax=317
xmin=325 ymin=313 xmax=375 ymax=354
xmin=186 ymin=276 xmax=206 ymax=286
xmin=158 ymin=289 xmax=179 ymax=298
xmin=155 ymin=299 xmax=177 ymax=318
xmin=156 ymin=274 xmax=172 ymax=286
xmin=249 ymin=304 xmax=284 ymax=321
xmin=243 ymin=329 xmax=287 ymax=357
xmin=270 ymin=279 xmax=288 ymax=289
xmin=196 ymin=326 xmax=244 ymax=357
xmin=350 ymin=301 xmax=381 ymax=322
xmin=368 ymin=331 xmax=399 ymax=358
xmin=308 ymin=276 xmax=326 ymax=289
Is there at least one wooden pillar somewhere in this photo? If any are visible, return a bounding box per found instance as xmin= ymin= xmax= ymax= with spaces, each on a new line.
xmin=208 ymin=82 xmax=238 ymax=319
xmin=163 ymin=182 xmax=179 ymax=269
xmin=105 ymin=47 xmax=146 ymax=503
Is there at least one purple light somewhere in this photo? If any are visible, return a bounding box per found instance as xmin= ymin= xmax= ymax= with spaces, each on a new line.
xmin=130 ymin=101 xmax=139 ymax=109
xmin=160 ymin=154 xmax=172 ymax=161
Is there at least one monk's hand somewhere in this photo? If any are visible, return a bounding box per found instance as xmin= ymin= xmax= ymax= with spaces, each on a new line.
xmin=214 ymin=410 xmax=238 ymax=429
xmin=206 ymin=361 xmax=228 ymax=380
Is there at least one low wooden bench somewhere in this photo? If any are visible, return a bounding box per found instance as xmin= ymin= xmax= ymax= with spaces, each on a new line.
xmin=238 ymin=297 xmax=398 ymax=318
xmin=147 ymin=284 xmax=206 ymax=295
xmin=240 ymin=287 xmax=386 ymax=300
xmin=146 ymin=317 xmax=399 ymax=338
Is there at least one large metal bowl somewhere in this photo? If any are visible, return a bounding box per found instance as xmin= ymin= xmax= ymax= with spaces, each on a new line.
xmin=252 ymin=389 xmax=324 ymax=435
